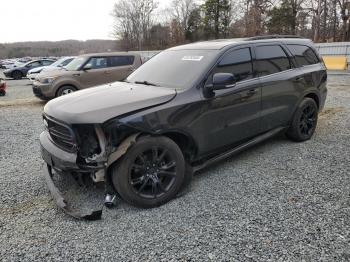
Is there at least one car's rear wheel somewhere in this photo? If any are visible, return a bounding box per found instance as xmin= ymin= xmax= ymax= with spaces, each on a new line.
xmin=56 ymin=85 xmax=77 ymax=97
xmin=12 ymin=71 xmax=22 ymax=80
xmin=286 ymin=98 xmax=318 ymax=142
xmin=0 ymin=90 xmax=5 ymax=96
xmin=112 ymin=136 xmax=186 ymax=208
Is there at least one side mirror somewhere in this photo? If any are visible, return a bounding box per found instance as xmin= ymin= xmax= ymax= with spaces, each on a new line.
xmin=212 ymin=73 xmax=236 ymax=90
xmin=83 ymin=64 xmax=92 ymax=71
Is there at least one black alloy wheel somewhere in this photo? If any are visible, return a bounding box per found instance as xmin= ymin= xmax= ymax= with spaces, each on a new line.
xmin=286 ymin=97 xmax=318 ymax=142
xmin=12 ymin=71 xmax=22 ymax=80
xmin=299 ymin=104 xmax=317 ymax=136
xmin=129 ymin=147 xmax=177 ymax=199
xmin=112 ymin=136 xmax=185 ymax=208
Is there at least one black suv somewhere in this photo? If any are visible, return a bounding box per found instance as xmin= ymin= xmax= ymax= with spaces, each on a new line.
xmin=40 ymin=36 xmax=327 ymax=218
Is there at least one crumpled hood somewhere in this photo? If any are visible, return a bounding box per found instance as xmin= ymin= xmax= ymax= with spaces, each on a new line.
xmin=44 ymin=82 xmax=176 ymax=124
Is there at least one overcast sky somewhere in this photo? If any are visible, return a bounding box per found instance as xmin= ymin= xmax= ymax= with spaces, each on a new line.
xmin=1 ymin=0 xmax=171 ymax=43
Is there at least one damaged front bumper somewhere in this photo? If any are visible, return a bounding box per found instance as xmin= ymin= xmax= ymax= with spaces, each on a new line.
xmin=40 ymin=129 xmax=139 ymax=220
xmin=40 ymin=131 xmax=104 ymax=220
xmin=43 ymin=164 xmax=103 ymax=220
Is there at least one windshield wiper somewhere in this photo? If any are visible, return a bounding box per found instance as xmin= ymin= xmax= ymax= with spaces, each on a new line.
xmin=134 ymin=80 xmax=158 ymax=86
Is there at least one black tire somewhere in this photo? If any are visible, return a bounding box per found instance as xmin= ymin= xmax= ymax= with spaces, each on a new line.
xmin=0 ymin=90 xmax=5 ymax=96
xmin=56 ymin=85 xmax=77 ymax=97
xmin=12 ymin=71 xmax=22 ymax=80
xmin=112 ymin=136 xmax=186 ymax=208
xmin=286 ymin=98 xmax=318 ymax=142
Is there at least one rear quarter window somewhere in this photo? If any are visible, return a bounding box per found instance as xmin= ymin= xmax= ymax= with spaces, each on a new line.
xmin=109 ymin=56 xmax=135 ymax=67
xmin=287 ymin=44 xmax=320 ymax=67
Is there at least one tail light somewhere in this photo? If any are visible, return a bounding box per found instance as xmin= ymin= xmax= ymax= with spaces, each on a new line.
xmin=0 ymin=82 xmax=6 ymax=90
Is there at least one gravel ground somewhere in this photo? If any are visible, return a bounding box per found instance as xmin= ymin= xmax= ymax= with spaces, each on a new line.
xmin=0 ymin=74 xmax=350 ymax=261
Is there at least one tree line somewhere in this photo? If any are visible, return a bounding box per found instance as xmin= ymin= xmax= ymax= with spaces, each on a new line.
xmin=0 ymin=40 xmax=119 ymax=59
xmin=112 ymin=0 xmax=350 ymax=50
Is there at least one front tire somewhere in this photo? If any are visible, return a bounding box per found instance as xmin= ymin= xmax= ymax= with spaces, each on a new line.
xmin=112 ymin=136 xmax=186 ymax=208
xmin=56 ymin=85 xmax=77 ymax=97
xmin=286 ymin=98 xmax=318 ymax=142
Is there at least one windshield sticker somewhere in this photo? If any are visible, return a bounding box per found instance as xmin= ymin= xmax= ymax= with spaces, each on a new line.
xmin=182 ymin=56 xmax=203 ymax=61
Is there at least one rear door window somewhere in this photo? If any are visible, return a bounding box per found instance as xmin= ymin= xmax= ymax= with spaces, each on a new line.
xmin=212 ymin=47 xmax=253 ymax=82
xmin=287 ymin=44 xmax=320 ymax=66
xmin=109 ymin=56 xmax=135 ymax=67
xmin=255 ymin=45 xmax=291 ymax=76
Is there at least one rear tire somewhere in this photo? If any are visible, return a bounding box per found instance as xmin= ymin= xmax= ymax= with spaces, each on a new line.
xmin=0 ymin=90 xmax=5 ymax=96
xmin=112 ymin=136 xmax=186 ymax=208
xmin=12 ymin=71 xmax=22 ymax=80
xmin=286 ymin=98 xmax=318 ymax=142
xmin=56 ymin=85 xmax=77 ymax=97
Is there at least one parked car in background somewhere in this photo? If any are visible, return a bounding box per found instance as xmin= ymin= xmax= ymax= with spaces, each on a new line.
xmin=0 ymin=60 xmax=24 ymax=70
xmin=3 ymin=59 xmax=56 ymax=80
xmin=40 ymin=36 xmax=327 ymax=218
xmin=27 ymin=56 xmax=76 ymax=82
xmin=33 ymin=52 xmax=142 ymax=99
xmin=0 ymin=78 xmax=6 ymax=96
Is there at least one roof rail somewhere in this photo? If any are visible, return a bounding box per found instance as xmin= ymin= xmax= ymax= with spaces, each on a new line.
xmin=245 ymin=35 xmax=306 ymax=41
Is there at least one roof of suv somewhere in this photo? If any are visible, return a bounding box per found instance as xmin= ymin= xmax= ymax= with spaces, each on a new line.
xmin=169 ymin=36 xmax=313 ymax=51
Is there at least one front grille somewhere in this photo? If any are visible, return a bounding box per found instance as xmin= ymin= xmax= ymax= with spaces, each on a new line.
xmin=45 ymin=116 xmax=76 ymax=152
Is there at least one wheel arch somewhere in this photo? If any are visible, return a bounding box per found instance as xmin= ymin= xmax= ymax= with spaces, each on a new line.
xmin=159 ymin=131 xmax=198 ymax=163
xmin=304 ymin=92 xmax=320 ymax=109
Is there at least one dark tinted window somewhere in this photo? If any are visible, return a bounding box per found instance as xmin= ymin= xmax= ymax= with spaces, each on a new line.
xmin=212 ymin=48 xmax=253 ymax=82
xmin=287 ymin=44 xmax=319 ymax=66
xmin=27 ymin=61 xmax=41 ymax=68
xmin=255 ymin=45 xmax=291 ymax=76
xmin=109 ymin=56 xmax=135 ymax=67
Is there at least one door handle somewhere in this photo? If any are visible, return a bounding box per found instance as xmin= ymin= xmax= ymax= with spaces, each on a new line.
xmin=240 ymin=89 xmax=258 ymax=101
xmin=293 ymin=76 xmax=304 ymax=83
xmin=246 ymin=89 xmax=258 ymax=96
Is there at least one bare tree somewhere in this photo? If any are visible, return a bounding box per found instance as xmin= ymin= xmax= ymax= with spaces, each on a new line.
xmin=112 ymin=0 xmax=158 ymax=50
xmin=172 ymin=0 xmax=196 ymax=32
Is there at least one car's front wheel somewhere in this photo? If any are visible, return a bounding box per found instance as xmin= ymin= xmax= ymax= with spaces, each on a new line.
xmin=56 ymin=85 xmax=77 ymax=97
xmin=112 ymin=136 xmax=186 ymax=208
xmin=286 ymin=97 xmax=318 ymax=142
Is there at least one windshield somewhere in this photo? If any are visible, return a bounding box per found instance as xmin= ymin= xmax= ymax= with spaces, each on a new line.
xmin=127 ymin=49 xmax=218 ymax=89
xmin=64 ymin=57 xmax=87 ymax=71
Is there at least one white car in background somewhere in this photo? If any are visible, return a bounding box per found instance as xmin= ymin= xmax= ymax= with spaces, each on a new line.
xmin=27 ymin=56 xmax=75 ymax=82
xmin=1 ymin=60 xmax=24 ymax=70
